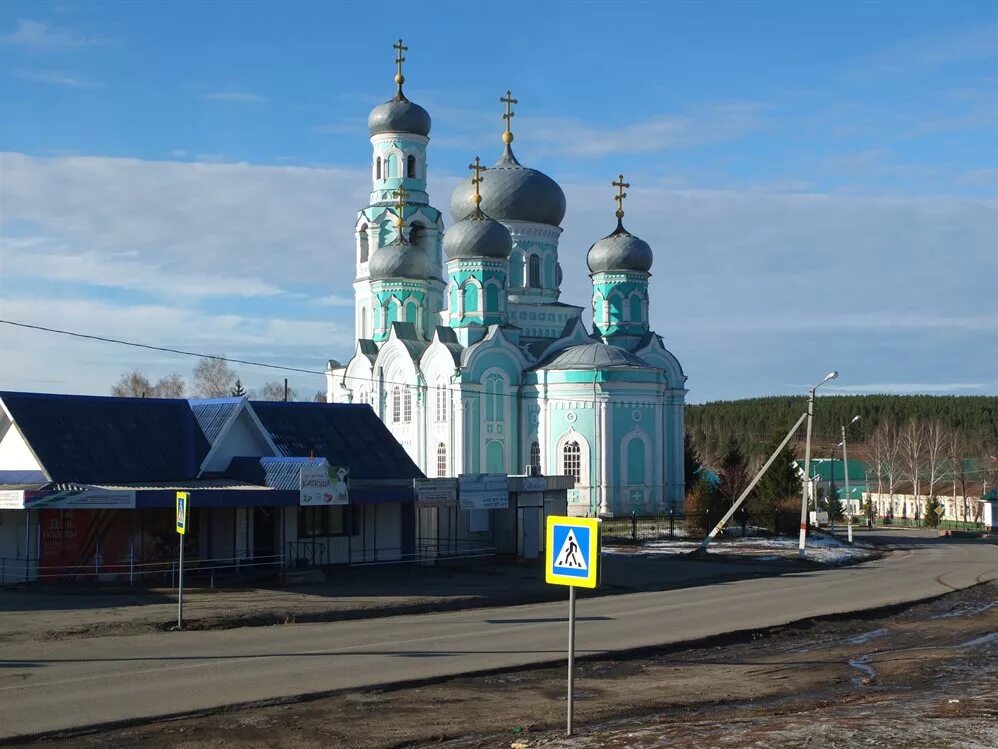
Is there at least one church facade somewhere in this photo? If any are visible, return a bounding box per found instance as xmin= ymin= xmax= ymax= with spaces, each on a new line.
xmin=326 ymin=42 xmax=688 ymax=516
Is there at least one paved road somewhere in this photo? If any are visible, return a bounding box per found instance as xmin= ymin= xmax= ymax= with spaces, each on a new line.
xmin=1 ymin=532 xmax=994 ymax=740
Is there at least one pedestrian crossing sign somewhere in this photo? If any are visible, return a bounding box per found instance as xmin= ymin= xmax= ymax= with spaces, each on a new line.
xmin=545 ymin=516 xmax=600 ymax=588
xmin=176 ymin=491 xmax=189 ymax=535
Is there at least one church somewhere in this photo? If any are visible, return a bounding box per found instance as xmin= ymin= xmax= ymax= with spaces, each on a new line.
xmin=326 ymin=41 xmax=688 ymax=516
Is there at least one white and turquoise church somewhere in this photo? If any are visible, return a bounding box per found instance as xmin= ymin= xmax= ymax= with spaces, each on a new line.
xmin=326 ymin=42 xmax=688 ymax=516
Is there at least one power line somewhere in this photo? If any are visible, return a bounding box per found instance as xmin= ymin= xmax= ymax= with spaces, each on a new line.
xmin=0 ymin=319 xmax=325 ymax=377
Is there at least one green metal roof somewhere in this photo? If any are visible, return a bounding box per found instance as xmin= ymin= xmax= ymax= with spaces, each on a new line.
xmin=796 ymin=458 xmax=868 ymax=483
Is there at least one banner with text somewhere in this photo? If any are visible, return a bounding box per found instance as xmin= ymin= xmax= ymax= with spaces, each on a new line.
xmin=300 ymin=460 xmax=350 ymax=506
xmin=458 ymin=474 xmax=509 ymax=510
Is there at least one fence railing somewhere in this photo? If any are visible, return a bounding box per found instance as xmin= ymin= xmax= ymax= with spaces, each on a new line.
xmin=600 ymin=511 xmax=803 ymax=543
xmin=0 ymin=553 xmax=283 ymax=587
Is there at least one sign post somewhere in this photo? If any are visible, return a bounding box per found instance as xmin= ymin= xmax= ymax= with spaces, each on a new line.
xmin=545 ymin=515 xmax=600 ymax=737
xmin=175 ymin=491 xmax=189 ymax=629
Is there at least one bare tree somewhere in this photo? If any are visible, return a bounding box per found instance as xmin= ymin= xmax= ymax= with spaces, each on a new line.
xmin=260 ymin=380 xmax=296 ymax=402
xmin=924 ymin=421 xmax=948 ymax=499
xmin=112 ymin=370 xmax=185 ymax=398
xmin=313 ymin=391 xmax=326 ymax=403
xmin=111 ymin=370 xmax=153 ymax=397
xmin=901 ymin=420 xmax=925 ymax=518
xmin=191 ymin=357 xmax=237 ymax=398
xmin=154 ymin=373 xmax=186 ymax=398
xmin=947 ymin=429 xmax=973 ymax=521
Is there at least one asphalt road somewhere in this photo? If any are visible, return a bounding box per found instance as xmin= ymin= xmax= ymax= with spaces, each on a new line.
xmin=1 ymin=531 xmax=995 ymax=741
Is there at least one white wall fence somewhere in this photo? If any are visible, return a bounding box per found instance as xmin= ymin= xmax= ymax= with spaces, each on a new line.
xmin=863 ymin=492 xmax=984 ymax=523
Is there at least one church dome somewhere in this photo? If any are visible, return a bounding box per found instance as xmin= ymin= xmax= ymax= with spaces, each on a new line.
xmin=368 ymin=240 xmax=431 ymax=281
xmin=450 ymin=145 xmax=566 ymax=226
xmin=443 ymin=212 xmax=513 ymax=260
xmin=587 ymin=220 xmax=653 ymax=274
xmin=535 ymin=342 xmax=648 ymax=370
xmin=368 ymin=94 xmax=431 ymax=137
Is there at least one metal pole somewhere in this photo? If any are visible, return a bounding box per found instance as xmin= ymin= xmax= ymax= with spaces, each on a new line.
xmin=798 ymin=389 xmax=815 ymax=559
xmin=699 ymin=410 xmax=808 ymax=552
xmin=567 ymin=585 xmax=576 ymax=737
xmin=842 ymin=424 xmax=851 ymax=541
xmin=24 ymin=509 xmax=31 ymax=583
xmin=177 ymin=535 xmax=184 ymax=629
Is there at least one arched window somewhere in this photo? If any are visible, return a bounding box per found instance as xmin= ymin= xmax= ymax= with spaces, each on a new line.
xmin=528 ymin=254 xmax=541 ymax=288
xmin=404 ymin=300 xmax=418 ymax=324
xmin=406 ymin=155 xmax=416 ymax=178
xmin=436 ymin=442 xmax=447 ymax=477
xmin=358 ymin=225 xmax=369 ymax=263
xmin=436 ymin=383 xmax=448 ymax=422
xmin=463 ymin=283 xmax=479 ymax=313
xmin=485 ymin=283 xmax=500 ymax=313
xmin=486 ymin=441 xmax=505 ymax=473
xmin=375 ymin=158 xmax=382 ymax=180
xmin=384 ymin=154 xmax=394 ymax=179
xmin=484 ymin=373 xmax=504 ymax=421
xmin=563 ymin=441 xmax=581 ymax=482
xmin=608 ymin=293 xmax=624 ymax=324
xmin=358 ymin=387 xmax=367 ymax=407
xmin=629 ymin=294 xmax=642 ymax=323
xmin=402 ymin=387 xmax=412 ymax=423
xmin=626 ymin=437 xmax=646 ymax=484
xmin=530 ymin=441 xmax=541 ymax=474
xmin=391 ymin=386 xmax=402 ymax=422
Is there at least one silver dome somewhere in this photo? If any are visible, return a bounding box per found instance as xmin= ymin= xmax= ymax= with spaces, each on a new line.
xmin=534 ymin=342 xmax=648 ymax=370
xmin=449 ymin=145 xmax=566 ymax=226
xmin=368 ymin=94 xmax=431 ymax=137
xmin=368 ymin=240 xmax=431 ymax=281
xmin=443 ymin=212 xmax=513 ymax=260
xmin=587 ymin=220 xmax=653 ymax=274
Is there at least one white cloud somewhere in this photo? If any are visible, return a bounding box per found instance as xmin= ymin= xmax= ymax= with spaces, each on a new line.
xmin=865 ymin=21 xmax=998 ymax=76
xmin=2 ymin=151 xmax=996 ymax=399
xmin=13 ymin=69 xmax=105 ymax=89
xmin=824 ymin=383 xmax=990 ymax=395
xmin=0 ymin=19 xmax=105 ymax=50
xmin=200 ymin=91 xmax=269 ymax=104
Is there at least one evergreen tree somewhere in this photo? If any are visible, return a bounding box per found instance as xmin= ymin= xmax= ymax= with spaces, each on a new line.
xmin=683 ymin=432 xmax=702 ymax=493
xmin=923 ymin=496 xmax=942 ymax=528
xmin=718 ymin=438 xmax=749 ymax=507
xmin=825 ymin=482 xmax=843 ymax=521
xmin=230 ymin=379 xmax=247 ymax=397
xmin=754 ymin=437 xmax=801 ymax=515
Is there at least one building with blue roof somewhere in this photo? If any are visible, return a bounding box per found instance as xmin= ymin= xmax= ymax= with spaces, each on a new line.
xmin=0 ymin=392 xmax=427 ymax=583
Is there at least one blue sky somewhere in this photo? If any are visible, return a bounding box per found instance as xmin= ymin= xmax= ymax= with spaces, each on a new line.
xmin=1 ymin=0 xmax=996 ymax=401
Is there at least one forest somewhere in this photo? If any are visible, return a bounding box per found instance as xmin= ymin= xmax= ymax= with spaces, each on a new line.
xmin=687 ymin=395 xmax=998 ymax=479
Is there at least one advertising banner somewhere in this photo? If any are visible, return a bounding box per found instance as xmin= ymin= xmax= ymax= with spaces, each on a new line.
xmin=300 ymin=460 xmax=349 ymax=506
xmin=458 ymin=473 xmax=509 ymax=510
xmin=414 ymin=478 xmax=458 ymax=506
xmin=0 ymin=490 xmax=25 ymax=509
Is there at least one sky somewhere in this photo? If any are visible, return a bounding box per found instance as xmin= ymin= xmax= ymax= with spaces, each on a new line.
xmin=0 ymin=0 xmax=996 ymax=403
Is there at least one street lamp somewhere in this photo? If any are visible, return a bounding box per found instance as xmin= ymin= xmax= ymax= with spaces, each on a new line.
xmin=798 ymin=370 xmax=838 ymax=559
xmin=840 ymin=415 xmax=860 ymax=534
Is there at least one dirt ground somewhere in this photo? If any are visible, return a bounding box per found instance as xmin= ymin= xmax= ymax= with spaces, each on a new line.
xmin=12 ymin=581 xmax=995 ymax=749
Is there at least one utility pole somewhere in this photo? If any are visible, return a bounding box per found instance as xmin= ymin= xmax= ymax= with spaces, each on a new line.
xmin=799 ymin=371 xmax=838 ymax=559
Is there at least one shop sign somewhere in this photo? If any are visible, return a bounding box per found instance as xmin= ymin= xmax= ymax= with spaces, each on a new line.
xmin=458 ymin=473 xmax=509 ymax=510
xmin=0 ymin=490 xmax=25 ymax=509
xmin=414 ymin=479 xmax=457 ymax=506
xmin=25 ymin=488 xmax=135 ymax=509
xmin=300 ymin=460 xmax=349 ymax=506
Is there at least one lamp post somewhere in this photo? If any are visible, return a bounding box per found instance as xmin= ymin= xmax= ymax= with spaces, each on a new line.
xmin=840 ymin=415 xmax=860 ymax=538
xmin=798 ymin=370 xmax=838 ymax=559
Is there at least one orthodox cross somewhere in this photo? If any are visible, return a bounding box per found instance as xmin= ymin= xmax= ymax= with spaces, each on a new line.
xmin=612 ymin=174 xmax=630 ymax=218
xmin=393 ymin=186 xmax=410 ymax=234
xmin=500 ymin=90 xmax=518 ymax=143
xmin=393 ymin=38 xmax=407 ymax=91
xmin=468 ymin=156 xmax=486 ymax=207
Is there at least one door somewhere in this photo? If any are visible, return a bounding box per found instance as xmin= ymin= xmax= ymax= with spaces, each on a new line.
xmin=521 ymin=507 xmax=540 ymax=559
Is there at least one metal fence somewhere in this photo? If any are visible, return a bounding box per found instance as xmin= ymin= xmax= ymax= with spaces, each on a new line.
xmin=0 ymin=553 xmax=283 ymax=587
xmin=600 ymin=511 xmax=808 ymax=544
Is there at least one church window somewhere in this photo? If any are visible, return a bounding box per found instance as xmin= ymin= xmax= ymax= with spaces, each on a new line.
xmin=404 ymin=300 xmax=418 ymax=324
xmin=463 ymin=283 xmax=479 ymax=313
xmin=402 ymin=387 xmax=412 ymax=423
xmin=626 ymin=437 xmax=646 ymax=484
xmin=358 ymin=387 xmax=368 ymax=406
xmin=530 ymin=441 xmax=541 ymax=474
xmin=375 ymin=157 xmax=382 ymax=180
xmin=409 ymin=222 xmax=426 ymax=249
xmin=437 ymin=443 xmax=447 ymax=477
xmin=484 ymin=373 xmax=504 ymax=421
xmin=436 ymin=384 xmax=448 ymax=422
xmin=629 ymin=294 xmax=642 ymax=323
xmin=528 ymin=254 xmax=541 ymax=288
xmin=563 ymin=441 xmax=581 ymax=482
xmin=608 ymin=293 xmax=624 ymax=324
xmin=359 ymin=225 xmax=369 ymax=262
xmin=486 ymin=440 xmax=505 ymax=473
xmin=391 ymin=386 xmax=402 ymax=422
xmin=485 ymin=283 xmax=500 ymax=313
xmin=406 ymin=155 xmax=416 ymax=178
xmin=385 ymin=154 xmax=394 ymax=178
xmin=360 ymin=307 xmax=367 ymax=336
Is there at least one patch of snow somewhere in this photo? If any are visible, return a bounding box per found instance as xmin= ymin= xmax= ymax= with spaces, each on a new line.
xmin=931 ymin=601 xmax=997 ymax=620
xmin=848 ymin=654 xmax=877 ymax=683
xmin=844 ymin=628 xmax=889 ymax=645
xmin=958 ymin=632 xmax=998 ymax=649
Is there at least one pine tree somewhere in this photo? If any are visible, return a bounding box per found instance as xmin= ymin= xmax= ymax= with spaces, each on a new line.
xmin=230 ymin=379 xmax=247 ymax=397
xmin=826 ymin=481 xmax=843 ymax=521
xmin=923 ymin=496 xmax=942 ymax=528
xmin=718 ymin=438 xmax=749 ymax=507
xmin=754 ymin=437 xmax=801 ymax=516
